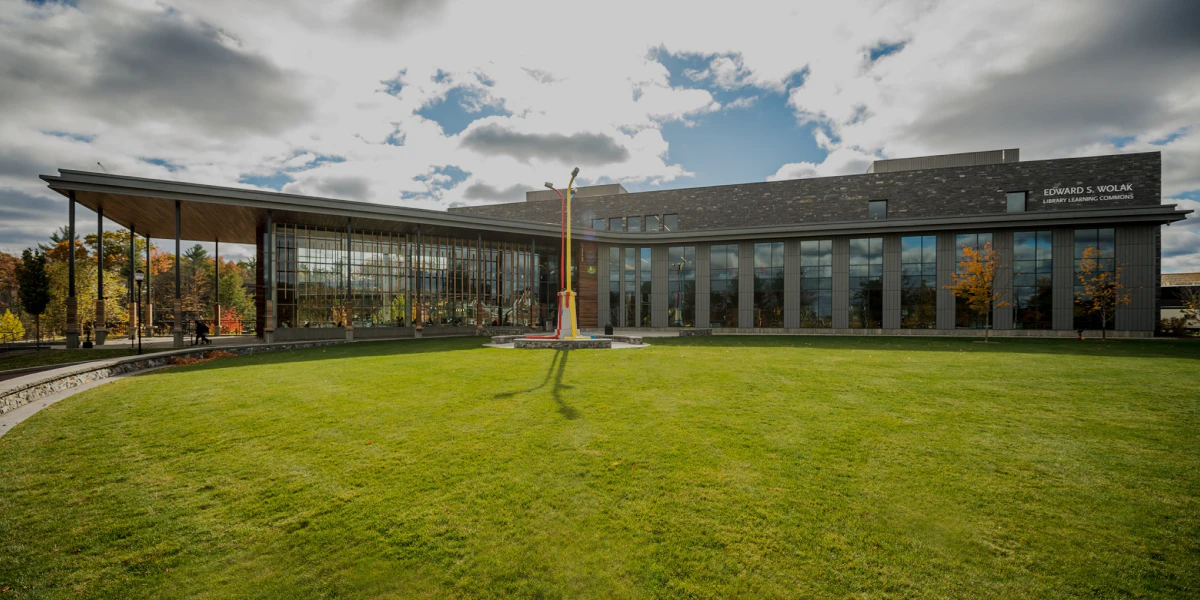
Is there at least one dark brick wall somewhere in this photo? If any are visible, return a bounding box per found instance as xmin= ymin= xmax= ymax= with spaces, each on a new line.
xmin=451 ymin=152 xmax=1161 ymax=231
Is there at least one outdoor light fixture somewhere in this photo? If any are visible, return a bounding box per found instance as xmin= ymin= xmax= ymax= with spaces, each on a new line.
xmin=544 ymin=182 xmax=554 ymax=189
xmin=133 ymin=269 xmax=144 ymax=355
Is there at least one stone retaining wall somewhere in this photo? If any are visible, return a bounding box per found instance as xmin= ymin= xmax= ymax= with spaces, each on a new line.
xmin=0 ymin=340 xmax=344 ymax=416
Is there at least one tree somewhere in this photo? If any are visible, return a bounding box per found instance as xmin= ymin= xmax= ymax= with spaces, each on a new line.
xmin=947 ymin=241 xmax=1010 ymax=342
xmin=0 ymin=251 xmax=20 ymax=314
xmin=1076 ymin=246 xmax=1130 ymax=341
xmin=0 ymin=309 xmax=23 ymax=341
xmin=16 ymin=249 xmax=50 ymax=347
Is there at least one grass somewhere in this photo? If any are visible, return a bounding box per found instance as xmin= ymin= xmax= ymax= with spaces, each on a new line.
xmin=0 ymin=348 xmax=137 ymax=372
xmin=1 ymin=336 xmax=1198 ymax=598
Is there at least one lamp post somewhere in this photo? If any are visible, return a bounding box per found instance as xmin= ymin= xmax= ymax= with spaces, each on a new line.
xmin=134 ymin=269 xmax=144 ymax=355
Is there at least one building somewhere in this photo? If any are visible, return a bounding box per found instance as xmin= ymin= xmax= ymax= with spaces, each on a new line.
xmin=1161 ymin=272 xmax=1200 ymax=330
xmin=39 ymin=149 xmax=1191 ymax=348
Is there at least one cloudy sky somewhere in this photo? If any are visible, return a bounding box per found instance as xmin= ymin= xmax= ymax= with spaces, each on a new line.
xmin=1 ymin=0 xmax=1198 ymax=270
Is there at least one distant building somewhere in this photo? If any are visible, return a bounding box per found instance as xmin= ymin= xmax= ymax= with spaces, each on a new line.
xmin=1162 ymin=272 xmax=1200 ymax=329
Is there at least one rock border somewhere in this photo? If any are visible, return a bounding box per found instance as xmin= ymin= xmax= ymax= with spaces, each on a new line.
xmin=0 ymin=340 xmax=345 ymax=416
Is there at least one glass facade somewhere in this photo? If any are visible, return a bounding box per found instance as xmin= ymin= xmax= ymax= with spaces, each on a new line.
xmin=1074 ymin=228 xmax=1116 ymax=329
xmin=799 ymin=240 xmax=832 ymax=327
xmin=608 ymin=246 xmax=620 ymax=327
xmin=709 ymin=244 xmax=738 ymax=327
xmin=753 ymin=242 xmax=784 ymax=327
xmin=900 ymin=235 xmax=937 ymax=328
xmin=849 ymin=237 xmax=883 ymax=327
xmin=275 ymin=223 xmax=542 ymax=330
xmin=955 ymin=232 xmax=993 ymax=328
xmin=1013 ymin=231 xmax=1052 ymax=329
xmin=640 ymin=248 xmax=652 ymax=326
xmin=668 ymin=246 xmax=695 ymax=327
xmin=624 ymin=248 xmax=637 ymax=326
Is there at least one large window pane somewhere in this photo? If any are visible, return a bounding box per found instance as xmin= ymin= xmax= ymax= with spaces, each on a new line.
xmin=608 ymin=246 xmax=620 ymax=327
xmin=1074 ymin=228 xmax=1116 ymax=329
xmin=709 ymin=244 xmax=738 ymax=327
xmin=663 ymin=214 xmax=679 ymax=232
xmin=901 ymin=235 xmax=936 ymax=328
xmin=640 ymin=248 xmax=652 ymax=326
xmin=753 ymin=242 xmax=784 ymax=327
xmin=850 ymin=237 xmax=883 ymax=327
xmin=955 ymin=232 xmax=994 ymax=328
xmin=668 ymin=246 xmax=695 ymax=327
xmin=799 ymin=240 xmax=833 ymax=327
xmin=1013 ymin=231 xmax=1052 ymax=329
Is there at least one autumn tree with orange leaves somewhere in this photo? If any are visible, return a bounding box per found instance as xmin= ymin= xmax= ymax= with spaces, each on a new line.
xmin=947 ymin=241 xmax=1009 ymax=342
xmin=1076 ymin=246 xmax=1130 ymax=341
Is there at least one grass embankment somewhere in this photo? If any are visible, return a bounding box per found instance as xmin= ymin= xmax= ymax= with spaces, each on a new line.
xmin=1 ymin=336 xmax=1197 ymax=597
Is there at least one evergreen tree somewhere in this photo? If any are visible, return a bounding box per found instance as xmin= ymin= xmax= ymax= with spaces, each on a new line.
xmin=16 ymin=249 xmax=50 ymax=348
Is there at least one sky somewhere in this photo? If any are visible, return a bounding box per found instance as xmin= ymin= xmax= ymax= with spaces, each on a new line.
xmin=1 ymin=0 xmax=1198 ymax=270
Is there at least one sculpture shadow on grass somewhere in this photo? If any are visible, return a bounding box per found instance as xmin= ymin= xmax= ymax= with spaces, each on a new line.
xmin=491 ymin=349 xmax=579 ymax=420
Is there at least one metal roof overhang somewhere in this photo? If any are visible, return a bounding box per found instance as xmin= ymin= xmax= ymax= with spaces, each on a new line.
xmin=41 ymin=169 xmax=1192 ymax=247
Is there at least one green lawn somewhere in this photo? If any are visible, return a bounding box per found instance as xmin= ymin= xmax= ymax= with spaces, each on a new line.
xmin=1 ymin=336 xmax=1198 ymax=598
xmin=0 ymin=348 xmax=137 ymax=372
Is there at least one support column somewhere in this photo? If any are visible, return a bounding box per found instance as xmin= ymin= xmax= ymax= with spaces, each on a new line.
xmin=94 ymin=206 xmax=107 ymax=345
xmin=65 ymin=192 xmax=79 ymax=348
xmin=213 ymin=238 xmax=221 ymax=337
xmin=173 ymin=202 xmax=184 ymax=348
xmin=344 ymin=221 xmax=354 ymax=341
xmin=128 ymin=224 xmax=137 ymax=341
xmin=144 ymin=234 xmax=153 ymax=337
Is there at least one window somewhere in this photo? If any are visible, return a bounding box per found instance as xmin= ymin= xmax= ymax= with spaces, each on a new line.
xmin=624 ymin=248 xmax=637 ymax=326
xmin=900 ymin=235 xmax=937 ymax=328
xmin=754 ymin=242 xmax=784 ymax=327
xmin=627 ymin=216 xmax=642 ymax=233
xmin=609 ymin=217 xmax=624 ymax=232
xmin=1074 ymin=228 xmax=1116 ymax=330
xmin=799 ymin=240 xmax=833 ymax=327
xmin=663 ymin=214 xmax=679 ymax=232
xmin=869 ymin=200 xmax=887 ymax=220
xmin=592 ymin=218 xmax=606 ymax=230
xmin=1007 ymin=191 xmax=1027 ymax=213
xmin=1014 ymin=231 xmax=1052 ymax=329
xmin=640 ymin=248 xmax=652 ymax=326
xmin=849 ymin=238 xmax=883 ymax=327
xmin=709 ymin=244 xmax=739 ymax=327
xmin=668 ymin=246 xmax=695 ymax=326
xmin=646 ymin=215 xmax=661 ymax=232
xmin=608 ymin=246 xmax=620 ymax=326
xmin=955 ymin=232 xmax=994 ymax=328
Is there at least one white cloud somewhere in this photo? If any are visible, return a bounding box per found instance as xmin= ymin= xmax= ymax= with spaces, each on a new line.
xmin=0 ymin=0 xmax=1196 ymax=270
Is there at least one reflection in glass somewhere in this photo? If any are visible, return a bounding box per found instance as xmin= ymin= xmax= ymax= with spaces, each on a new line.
xmin=901 ymin=235 xmax=936 ymax=328
xmin=664 ymin=214 xmax=679 ymax=232
xmin=799 ymin=240 xmax=833 ymax=327
xmin=709 ymin=244 xmax=738 ymax=327
xmin=609 ymin=246 xmax=620 ymax=327
xmin=849 ymin=237 xmax=883 ymax=327
xmin=668 ymin=246 xmax=695 ymax=327
xmin=640 ymin=248 xmax=652 ymax=326
xmin=754 ymin=242 xmax=784 ymax=327
xmin=1013 ymin=231 xmax=1052 ymax=329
